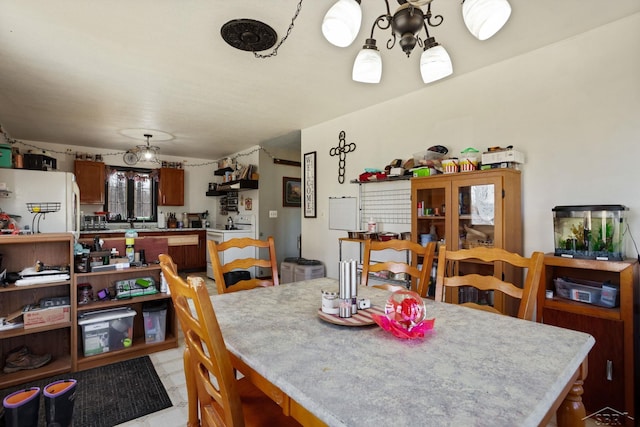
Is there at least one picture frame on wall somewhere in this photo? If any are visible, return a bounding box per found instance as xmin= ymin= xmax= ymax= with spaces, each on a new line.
xmin=304 ymin=151 xmax=317 ymax=218
xmin=283 ymin=177 xmax=302 ymax=207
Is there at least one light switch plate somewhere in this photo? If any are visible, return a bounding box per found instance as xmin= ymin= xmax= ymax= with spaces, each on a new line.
xmin=269 ymin=210 xmax=278 ymax=218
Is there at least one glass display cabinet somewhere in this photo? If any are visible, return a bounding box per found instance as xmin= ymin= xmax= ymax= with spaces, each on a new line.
xmin=411 ymin=169 xmax=522 ymax=313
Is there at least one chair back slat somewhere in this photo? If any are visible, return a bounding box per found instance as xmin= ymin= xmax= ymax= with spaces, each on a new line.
xmin=361 ymin=239 xmax=437 ymax=298
xmin=208 ymin=236 xmax=279 ymax=294
xmin=434 ymin=246 xmax=544 ymax=320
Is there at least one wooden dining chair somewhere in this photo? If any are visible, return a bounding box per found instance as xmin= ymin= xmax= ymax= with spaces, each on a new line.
xmin=159 ymin=254 xmax=200 ymax=427
xmin=433 ymin=246 xmax=545 ymax=321
xmin=207 ymin=236 xmax=279 ymax=294
xmin=159 ymin=258 xmax=300 ymax=427
xmin=360 ymin=239 xmax=437 ymax=298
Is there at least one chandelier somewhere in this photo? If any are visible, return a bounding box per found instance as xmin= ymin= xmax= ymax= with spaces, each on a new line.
xmin=136 ymin=134 xmax=160 ymax=163
xmin=321 ymin=0 xmax=511 ymax=84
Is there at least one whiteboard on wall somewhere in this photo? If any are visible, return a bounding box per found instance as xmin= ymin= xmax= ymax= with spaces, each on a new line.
xmin=329 ymin=197 xmax=358 ymax=230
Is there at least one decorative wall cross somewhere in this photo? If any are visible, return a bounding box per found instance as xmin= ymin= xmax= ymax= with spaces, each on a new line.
xmin=329 ymin=130 xmax=356 ymax=184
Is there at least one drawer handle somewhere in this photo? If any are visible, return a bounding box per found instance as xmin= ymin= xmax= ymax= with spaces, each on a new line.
xmin=606 ymin=360 xmax=613 ymax=381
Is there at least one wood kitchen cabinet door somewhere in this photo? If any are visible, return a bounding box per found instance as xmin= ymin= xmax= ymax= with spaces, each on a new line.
xmin=543 ymin=308 xmax=626 ymax=416
xmin=75 ymin=160 xmax=105 ymax=204
xmin=158 ymin=167 xmax=184 ymax=206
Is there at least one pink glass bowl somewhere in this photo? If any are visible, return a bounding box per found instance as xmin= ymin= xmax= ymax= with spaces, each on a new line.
xmin=371 ymin=289 xmax=435 ymax=339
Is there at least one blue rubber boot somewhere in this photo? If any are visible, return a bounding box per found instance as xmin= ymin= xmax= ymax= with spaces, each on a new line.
xmin=44 ymin=379 xmax=77 ymax=427
xmin=2 ymin=387 xmax=40 ymax=427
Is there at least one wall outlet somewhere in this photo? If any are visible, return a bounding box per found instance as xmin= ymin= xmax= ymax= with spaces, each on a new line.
xmin=269 ymin=210 xmax=278 ymax=218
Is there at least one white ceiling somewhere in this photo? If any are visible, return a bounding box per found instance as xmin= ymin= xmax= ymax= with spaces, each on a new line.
xmin=1 ymin=1 xmax=639 ymax=160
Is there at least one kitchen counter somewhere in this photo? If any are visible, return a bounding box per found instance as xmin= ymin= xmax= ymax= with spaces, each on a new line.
xmin=80 ymin=227 xmax=205 ymax=234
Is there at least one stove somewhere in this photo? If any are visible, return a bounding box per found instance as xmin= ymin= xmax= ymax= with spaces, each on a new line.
xmin=206 ymin=214 xmax=256 ymax=280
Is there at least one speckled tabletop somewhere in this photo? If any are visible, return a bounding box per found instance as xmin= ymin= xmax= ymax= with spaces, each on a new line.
xmin=211 ymin=278 xmax=595 ymax=427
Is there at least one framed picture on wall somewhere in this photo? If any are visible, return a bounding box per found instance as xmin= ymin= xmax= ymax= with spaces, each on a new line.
xmin=303 ymin=151 xmax=316 ymax=218
xmin=283 ymin=177 xmax=302 ymax=207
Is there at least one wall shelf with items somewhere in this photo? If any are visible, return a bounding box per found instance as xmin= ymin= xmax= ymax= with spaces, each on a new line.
xmin=349 ymin=175 xmax=411 ymax=184
xmin=0 ymin=233 xmax=75 ymax=389
xmin=206 ymin=179 xmax=259 ymax=196
xmin=214 ymin=167 xmax=233 ymax=176
xmin=538 ymin=255 xmax=637 ymax=424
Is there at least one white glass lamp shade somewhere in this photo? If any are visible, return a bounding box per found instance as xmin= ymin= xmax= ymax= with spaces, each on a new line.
xmin=322 ymin=0 xmax=362 ymax=47
xmin=420 ymin=45 xmax=453 ymax=84
xmin=462 ymin=0 xmax=511 ymax=41
xmin=352 ymin=48 xmax=382 ymax=83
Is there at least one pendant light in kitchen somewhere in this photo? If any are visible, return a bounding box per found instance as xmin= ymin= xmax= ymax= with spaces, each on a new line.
xmin=135 ymin=134 xmax=160 ymax=163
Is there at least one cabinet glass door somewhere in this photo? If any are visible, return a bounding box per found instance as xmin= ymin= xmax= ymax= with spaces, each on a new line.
xmin=451 ymin=177 xmax=503 ymax=309
xmin=452 ymin=177 xmax=502 ymax=251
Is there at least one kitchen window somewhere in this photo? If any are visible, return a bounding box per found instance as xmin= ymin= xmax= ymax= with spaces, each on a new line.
xmin=105 ymin=167 xmax=157 ymax=222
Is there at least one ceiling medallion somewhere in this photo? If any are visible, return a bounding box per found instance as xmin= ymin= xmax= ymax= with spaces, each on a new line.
xmin=221 ymin=19 xmax=277 ymax=52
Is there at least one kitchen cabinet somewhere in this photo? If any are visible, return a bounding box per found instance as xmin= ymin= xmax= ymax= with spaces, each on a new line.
xmin=166 ymin=232 xmax=205 ymax=271
xmin=158 ymin=167 xmax=184 ymax=206
xmin=74 ymin=265 xmax=178 ymax=371
xmin=538 ymin=256 xmax=637 ymax=424
xmin=411 ymin=169 xmax=522 ymax=310
xmin=75 ymin=160 xmax=105 ymax=204
xmin=0 ymin=234 xmax=75 ymax=388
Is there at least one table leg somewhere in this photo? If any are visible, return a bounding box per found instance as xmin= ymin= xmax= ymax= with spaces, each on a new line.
xmin=556 ymin=361 xmax=588 ymax=427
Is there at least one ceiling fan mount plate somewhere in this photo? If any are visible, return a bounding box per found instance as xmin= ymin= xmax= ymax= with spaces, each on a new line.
xmin=221 ymin=19 xmax=277 ymax=52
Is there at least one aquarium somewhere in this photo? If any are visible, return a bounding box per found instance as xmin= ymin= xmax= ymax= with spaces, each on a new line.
xmin=552 ymin=205 xmax=628 ymax=260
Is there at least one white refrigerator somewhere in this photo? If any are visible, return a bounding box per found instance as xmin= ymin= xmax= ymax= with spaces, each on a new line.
xmin=0 ymin=169 xmax=80 ymax=236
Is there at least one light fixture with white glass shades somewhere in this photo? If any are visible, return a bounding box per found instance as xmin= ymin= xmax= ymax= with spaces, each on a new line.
xmin=322 ymin=0 xmax=511 ymax=84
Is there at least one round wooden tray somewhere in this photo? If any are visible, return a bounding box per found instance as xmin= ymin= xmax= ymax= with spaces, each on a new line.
xmin=317 ymin=305 xmax=385 ymax=327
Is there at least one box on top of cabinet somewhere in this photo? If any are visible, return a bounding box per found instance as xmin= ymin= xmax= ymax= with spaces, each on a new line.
xmin=481 ymin=149 xmax=524 ymax=165
xmin=24 ymin=153 xmax=57 ymax=171
xmin=0 ymin=145 xmax=12 ymax=168
xmin=552 ymin=204 xmax=628 ymax=261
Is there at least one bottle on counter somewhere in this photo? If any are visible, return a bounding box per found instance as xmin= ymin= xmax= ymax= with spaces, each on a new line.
xmin=125 ymin=228 xmax=138 ymax=263
xmin=157 ymin=211 xmax=166 ymax=228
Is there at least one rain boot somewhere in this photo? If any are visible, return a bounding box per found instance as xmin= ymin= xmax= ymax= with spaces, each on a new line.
xmin=43 ymin=379 xmax=77 ymax=427
xmin=2 ymin=387 xmax=40 ymax=427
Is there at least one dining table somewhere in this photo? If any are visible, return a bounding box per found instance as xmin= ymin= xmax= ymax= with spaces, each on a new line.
xmin=210 ymin=277 xmax=595 ymax=427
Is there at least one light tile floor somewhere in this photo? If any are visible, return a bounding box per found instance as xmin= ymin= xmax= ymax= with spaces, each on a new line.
xmin=115 ymin=272 xmax=213 ymax=427
xmin=115 ymin=273 xmax=594 ymax=427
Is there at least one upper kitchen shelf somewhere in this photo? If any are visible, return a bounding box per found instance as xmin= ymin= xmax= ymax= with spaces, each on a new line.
xmin=206 ymin=179 xmax=259 ymax=196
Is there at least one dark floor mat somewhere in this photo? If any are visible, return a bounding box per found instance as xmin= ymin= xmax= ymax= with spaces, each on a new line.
xmin=0 ymin=355 xmax=172 ymax=427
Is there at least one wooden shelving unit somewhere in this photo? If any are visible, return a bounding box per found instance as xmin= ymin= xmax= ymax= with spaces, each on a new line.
xmin=0 ymin=233 xmax=75 ymax=388
xmin=538 ymin=255 xmax=638 ymax=424
xmin=0 ymin=234 xmax=178 ymax=388
xmin=74 ymin=265 xmax=178 ymax=371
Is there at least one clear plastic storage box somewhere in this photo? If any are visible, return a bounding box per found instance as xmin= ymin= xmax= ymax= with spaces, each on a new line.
xmin=552 ymin=205 xmax=628 ymax=260
xmin=143 ymin=301 xmax=167 ymax=343
xmin=78 ymin=308 xmax=135 ymax=356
